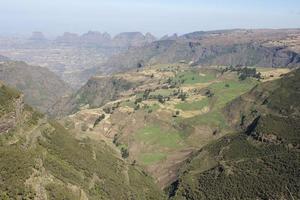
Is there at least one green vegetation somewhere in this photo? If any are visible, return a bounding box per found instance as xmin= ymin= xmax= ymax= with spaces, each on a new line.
xmin=143 ymin=103 xmax=160 ymax=113
xmin=37 ymin=121 xmax=165 ymax=199
xmin=172 ymin=69 xmax=300 ymax=200
xmin=175 ymin=98 xmax=209 ymax=111
xmin=185 ymin=110 xmax=228 ymax=129
xmin=208 ymin=79 xmax=257 ymax=109
xmin=136 ymin=125 xmax=183 ymax=149
xmin=150 ymin=89 xmax=174 ymax=97
xmin=139 ymin=152 xmax=167 ymax=165
xmin=0 ymin=85 xmax=20 ymax=116
xmin=23 ymin=104 xmax=44 ymax=126
xmin=173 ymin=71 xmax=215 ymax=85
xmin=173 ymin=134 xmax=300 ymax=200
xmin=121 ymin=100 xmax=135 ymax=108
xmin=45 ymin=183 xmax=79 ymax=200
xmin=174 ymin=74 xmax=257 ymax=132
xmin=0 ymin=146 xmax=36 ymax=199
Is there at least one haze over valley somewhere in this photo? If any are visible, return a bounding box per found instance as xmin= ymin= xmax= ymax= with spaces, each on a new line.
xmin=0 ymin=0 xmax=299 ymax=199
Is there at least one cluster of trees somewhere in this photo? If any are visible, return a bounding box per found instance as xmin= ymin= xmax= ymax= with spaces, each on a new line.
xmin=238 ymin=67 xmax=261 ymax=80
xmin=113 ymin=134 xmax=129 ymax=158
xmin=93 ymin=114 xmax=105 ymax=128
xmin=221 ymin=66 xmax=262 ymax=80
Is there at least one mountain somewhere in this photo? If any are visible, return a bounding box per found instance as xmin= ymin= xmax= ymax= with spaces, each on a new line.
xmin=160 ymin=34 xmax=178 ymax=41
xmin=112 ymin=32 xmax=157 ymax=47
xmin=170 ymin=69 xmax=300 ymax=199
xmin=80 ymin=31 xmax=111 ymax=46
xmin=0 ymin=83 xmax=165 ymax=199
xmin=0 ymin=61 xmax=72 ymax=113
xmin=93 ymin=29 xmax=300 ymax=76
xmin=1 ymin=29 xmax=299 ymax=199
xmin=55 ymin=31 xmax=157 ymax=48
xmin=55 ymin=32 xmax=80 ymax=44
xmin=29 ymin=31 xmax=47 ymax=41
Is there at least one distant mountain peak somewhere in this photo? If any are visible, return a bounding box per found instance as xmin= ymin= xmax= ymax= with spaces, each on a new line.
xmin=29 ymin=31 xmax=47 ymax=41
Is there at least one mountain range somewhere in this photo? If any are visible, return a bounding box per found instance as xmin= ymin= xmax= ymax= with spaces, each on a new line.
xmin=0 ymin=28 xmax=299 ymax=199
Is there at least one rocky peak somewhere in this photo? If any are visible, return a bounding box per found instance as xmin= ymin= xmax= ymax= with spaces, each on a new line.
xmin=80 ymin=31 xmax=112 ymax=45
xmin=55 ymin=32 xmax=80 ymax=44
xmin=29 ymin=31 xmax=47 ymax=41
xmin=145 ymin=32 xmax=157 ymax=43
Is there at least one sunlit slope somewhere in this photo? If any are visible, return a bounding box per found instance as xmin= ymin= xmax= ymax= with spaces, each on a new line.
xmin=171 ymin=69 xmax=300 ymax=199
xmin=0 ymin=84 xmax=164 ymax=200
xmin=62 ymin=64 xmax=282 ymax=188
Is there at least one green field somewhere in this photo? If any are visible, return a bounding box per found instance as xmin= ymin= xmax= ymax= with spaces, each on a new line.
xmin=150 ymin=89 xmax=174 ymax=97
xmin=208 ymin=79 xmax=258 ymax=109
xmin=135 ymin=125 xmax=183 ymax=149
xmin=120 ymin=100 xmax=135 ymax=108
xmin=175 ymin=98 xmax=209 ymax=111
xmin=143 ymin=103 xmax=160 ymax=113
xmin=184 ymin=110 xmax=228 ymax=129
xmin=173 ymin=71 xmax=216 ymax=85
xmin=139 ymin=152 xmax=167 ymax=165
xmin=177 ymin=78 xmax=257 ymax=129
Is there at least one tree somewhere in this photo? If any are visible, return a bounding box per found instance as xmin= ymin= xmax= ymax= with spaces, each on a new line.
xmin=135 ymin=98 xmax=142 ymax=104
xmin=121 ymin=147 xmax=129 ymax=158
xmin=179 ymin=92 xmax=187 ymax=101
xmin=158 ymin=95 xmax=165 ymax=104
xmin=93 ymin=114 xmax=105 ymax=127
xmin=134 ymin=104 xmax=140 ymax=110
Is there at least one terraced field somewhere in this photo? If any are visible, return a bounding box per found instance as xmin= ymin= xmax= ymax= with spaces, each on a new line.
xmin=63 ymin=64 xmax=292 ymax=189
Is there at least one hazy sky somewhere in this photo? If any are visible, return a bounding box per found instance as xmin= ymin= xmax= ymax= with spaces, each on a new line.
xmin=0 ymin=0 xmax=299 ymax=37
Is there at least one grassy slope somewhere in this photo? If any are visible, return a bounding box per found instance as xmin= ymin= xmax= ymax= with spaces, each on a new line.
xmin=179 ymin=74 xmax=258 ymax=130
xmin=172 ymin=134 xmax=300 ymax=200
xmin=0 ymin=84 xmax=165 ymax=200
xmin=119 ymin=68 xmax=259 ymax=167
xmin=0 ymin=119 xmax=165 ymax=200
xmin=172 ymin=69 xmax=300 ymax=200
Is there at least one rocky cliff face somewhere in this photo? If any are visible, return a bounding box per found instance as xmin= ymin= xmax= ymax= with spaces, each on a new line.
xmin=96 ymin=40 xmax=300 ymax=76
xmin=92 ymin=29 xmax=300 ymax=76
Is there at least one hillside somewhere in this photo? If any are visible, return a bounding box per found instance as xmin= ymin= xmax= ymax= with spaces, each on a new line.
xmin=0 ymin=61 xmax=73 ymax=113
xmin=94 ymin=29 xmax=300 ymax=75
xmin=52 ymin=63 xmax=292 ymax=190
xmin=170 ymin=69 xmax=300 ymax=199
xmin=1 ymin=62 xmax=299 ymax=199
xmin=0 ymin=83 xmax=165 ymax=200
xmin=48 ymin=73 xmax=150 ymax=117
